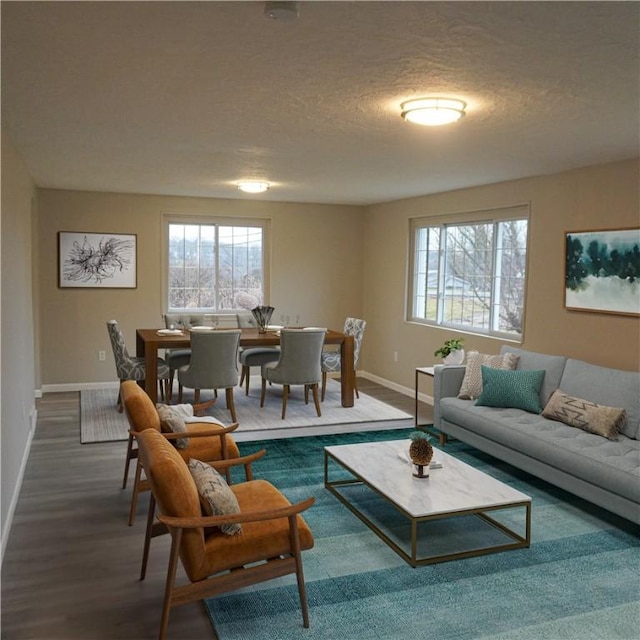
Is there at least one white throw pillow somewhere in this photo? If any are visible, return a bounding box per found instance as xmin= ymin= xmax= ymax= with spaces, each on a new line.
xmin=458 ymin=351 xmax=520 ymax=400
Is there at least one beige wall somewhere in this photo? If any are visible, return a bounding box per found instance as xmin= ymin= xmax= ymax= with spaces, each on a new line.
xmin=37 ymin=190 xmax=364 ymax=386
xmin=1 ymin=128 xmax=37 ymax=550
xmin=362 ymin=159 xmax=640 ymax=392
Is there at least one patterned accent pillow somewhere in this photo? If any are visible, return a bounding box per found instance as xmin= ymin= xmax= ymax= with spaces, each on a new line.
xmin=187 ymin=459 xmax=242 ymax=536
xmin=475 ymin=366 xmax=545 ymax=414
xmin=542 ymin=390 xmax=625 ymax=440
xmin=156 ymin=403 xmax=189 ymax=449
xmin=458 ymin=351 xmax=520 ymax=399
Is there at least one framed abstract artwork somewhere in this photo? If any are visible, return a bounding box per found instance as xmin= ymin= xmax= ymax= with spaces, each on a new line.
xmin=58 ymin=231 xmax=137 ymax=288
xmin=565 ymin=227 xmax=640 ymax=316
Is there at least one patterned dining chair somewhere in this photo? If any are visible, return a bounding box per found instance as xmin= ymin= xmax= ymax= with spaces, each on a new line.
xmin=106 ymin=320 xmax=170 ymax=412
xmin=321 ymin=317 xmax=367 ymax=401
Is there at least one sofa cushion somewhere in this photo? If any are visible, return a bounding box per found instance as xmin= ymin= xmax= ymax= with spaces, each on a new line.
xmin=500 ymin=346 xmax=566 ymax=406
xmin=559 ymin=359 xmax=640 ymax=440
xmin=188 ymin=458 xmax=241 ymax=535
xmin=458 ymin=351 xmax=520 ymax=400
xmin=439 ymin=397 xmax=640 ymax=504
xmin=476 ymin=366 xmax=545 ymax=414
xmin=542 ymin=390 xmax=626 ymax=441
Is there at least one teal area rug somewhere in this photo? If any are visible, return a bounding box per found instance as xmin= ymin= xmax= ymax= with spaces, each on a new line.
xmin=205 ymin=430 xmax=640 ymax=640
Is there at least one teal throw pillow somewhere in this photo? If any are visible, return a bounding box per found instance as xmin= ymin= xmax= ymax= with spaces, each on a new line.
xmin=476 ymin=366 xmax=545 ymax=414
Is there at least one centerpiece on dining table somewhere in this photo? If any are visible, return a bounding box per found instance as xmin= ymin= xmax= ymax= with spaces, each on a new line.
xmin=251 ymin=305 xmax=275 ymax=333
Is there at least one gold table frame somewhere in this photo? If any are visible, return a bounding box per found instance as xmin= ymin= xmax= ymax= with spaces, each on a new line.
xmin=324 ymin=448 xmax=531 ymax=568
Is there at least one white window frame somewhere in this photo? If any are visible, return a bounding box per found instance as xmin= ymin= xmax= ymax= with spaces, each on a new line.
xmin=162 ymin=214 xmax=270 ymax=313
xmin=407 ymin=205 xmax=530 ymax=340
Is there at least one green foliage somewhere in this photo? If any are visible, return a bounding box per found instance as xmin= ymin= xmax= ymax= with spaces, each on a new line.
xmin=434 ymin=338 xmax=464 ymax=358
xmin=410 ymin=430 xmax=432 ymax=442
xmin=566 ymin=234 xmax=640 ymax=291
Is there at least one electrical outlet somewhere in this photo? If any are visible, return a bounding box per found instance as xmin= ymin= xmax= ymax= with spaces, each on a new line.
xmin=98 ymin=350 xmax=106 ymax=361
xmin=394 ymin=351 xmax=398 ymax=362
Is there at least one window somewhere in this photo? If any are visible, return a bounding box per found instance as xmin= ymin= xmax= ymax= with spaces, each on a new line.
xmin=408 ymin=206 xmax=529 ymax=338
xmin=165 ymin=218 xmax=268 ymax=311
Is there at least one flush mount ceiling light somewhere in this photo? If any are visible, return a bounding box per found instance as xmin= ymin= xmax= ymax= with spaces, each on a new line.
xmin=264 ymin=1 xmax=298 ymax=21
xmin=400 ymin=97 xmax=467 ymax=126
xmin=237 ymin=181 xmax=270 ymax=194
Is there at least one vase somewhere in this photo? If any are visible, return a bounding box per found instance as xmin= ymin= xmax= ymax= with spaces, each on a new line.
xmin=409 ymin=439 xmax=434 ymax=479
xmin=443 ymin=348 xmax=465 ymax=365
xmin=251 ymin=305 xmax=275 ymax=333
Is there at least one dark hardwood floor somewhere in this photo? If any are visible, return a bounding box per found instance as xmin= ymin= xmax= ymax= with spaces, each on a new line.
xmin=1 ymin=380 xmax=432 ymax=640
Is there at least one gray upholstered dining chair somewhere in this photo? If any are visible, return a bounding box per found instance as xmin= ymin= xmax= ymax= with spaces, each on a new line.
xmin=236 ymin=312 xmax=280 ymax=396
xmin=162 ymin=313 xmax=206 ymax=401
xmin=177 ymin=329 xmax=241 ymax=422
xmin=106 ymin=320 xmax=170 ymax=412
xmin=321 ymin=317 xmax=367 ymax=401
xmin=260 ymin=328 xmax=326 ymax=419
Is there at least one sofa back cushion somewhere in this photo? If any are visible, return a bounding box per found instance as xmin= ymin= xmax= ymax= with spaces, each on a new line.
xmin=559 ymin=359 xmax=640 ymax=440
xmin=500 ymin=346 xmax=567 ymax=406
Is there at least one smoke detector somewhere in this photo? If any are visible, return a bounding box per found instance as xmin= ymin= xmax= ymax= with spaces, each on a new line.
xmin=264 ymin=1 xmax=298 ymax=21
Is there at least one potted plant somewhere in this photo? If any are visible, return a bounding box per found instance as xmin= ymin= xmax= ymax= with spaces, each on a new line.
xmin=409 ymin=430 xmax=434 ymax=478
xmin=434 ymin=338 xmax=465 ymax=365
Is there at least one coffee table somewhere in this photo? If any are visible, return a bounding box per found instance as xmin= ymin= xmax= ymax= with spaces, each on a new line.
xmin=324 ymin=439 xmax=531 ymax=567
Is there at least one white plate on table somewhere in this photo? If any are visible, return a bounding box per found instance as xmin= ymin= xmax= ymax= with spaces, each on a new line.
xmin=190 ymin=326 xmax=216 ymax=332
xmin=157 ymin=329 xmax=183 ymax=335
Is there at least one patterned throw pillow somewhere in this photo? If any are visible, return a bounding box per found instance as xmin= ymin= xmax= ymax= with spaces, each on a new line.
xmin=542 ymin=390 xmax=625 ymax=440
xmin=475 ymin=366 xmax=545 ymax=414
xmin=458 ymin=351 xmax=520 ymax=399
xmin=156 ymin=403 xmax=189 ymax=449
xmin=187 ymin=458 xmax=242 ymax=536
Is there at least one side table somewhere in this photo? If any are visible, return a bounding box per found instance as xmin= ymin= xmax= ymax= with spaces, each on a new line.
xmin=415 ymin=366 xmax=447 ymax=445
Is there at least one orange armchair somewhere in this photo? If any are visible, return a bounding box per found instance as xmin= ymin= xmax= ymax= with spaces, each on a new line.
xmin=136 ymin=428 xmax=315 ymax=639
xmin=120 ymin=380 xmax=240 ymax=525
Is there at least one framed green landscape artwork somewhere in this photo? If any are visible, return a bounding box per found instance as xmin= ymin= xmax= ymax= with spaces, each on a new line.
xmin=565 ymin=227 xmax=640 ymax=316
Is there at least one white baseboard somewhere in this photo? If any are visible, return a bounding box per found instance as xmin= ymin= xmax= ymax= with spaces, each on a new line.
xmin=1 ymin=418 xmax=35 ymax=565
xmin=359 ymin=370 xmax=433 ymax=406
xmin=40 ymin=381 xmax=120 ymax=394
xmin=40 ymin=376 xmax=435 ymax=404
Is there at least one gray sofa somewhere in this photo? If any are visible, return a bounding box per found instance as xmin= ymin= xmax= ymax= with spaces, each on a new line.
xmin=434 ymin=346 xmax=640 ymax=524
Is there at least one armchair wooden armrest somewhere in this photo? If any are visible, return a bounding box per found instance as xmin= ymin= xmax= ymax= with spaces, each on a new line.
xmin=158 ymin=496 xmax=315 ymax=529
xmin=204 ymin=449 xmax=267 ymax=481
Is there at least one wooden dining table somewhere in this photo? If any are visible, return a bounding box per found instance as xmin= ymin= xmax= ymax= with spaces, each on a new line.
xmin=135 ymin=327 xmax=355 ymax=407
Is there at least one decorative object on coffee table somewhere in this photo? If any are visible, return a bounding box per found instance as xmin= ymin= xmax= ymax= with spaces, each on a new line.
xmin=251 ymin=305 xmax=275 ymax=333
xmin=409 ymin=430 xmax=434 ymax=478
xmin=434 ymin=338 xmax=465 ymax=365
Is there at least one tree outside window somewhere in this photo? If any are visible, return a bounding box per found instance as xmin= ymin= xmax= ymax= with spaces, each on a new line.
xmin=167 ymin=222 xmax=266 ymax=311
xmin=409 ymin=210 xmax=529 ymax=338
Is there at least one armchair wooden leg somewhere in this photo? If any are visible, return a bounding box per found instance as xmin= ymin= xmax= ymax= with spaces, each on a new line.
xmin=129 ymin=459 xmax=143 ymax=526
xmin=281 ymin=385 xmax=289 ymax=419
xmin=321 ymin=372 xmax=327 ymax=402
xmin=178 ymin=384 xmax=183 ymax=403
xmin=290 ymin=514 xmax=310 ymax=628
xmin=355 ymin=375 xmax=359 ymax=399
xmin=159 ymin=528 xmax=183 ymax=640
xmin=122 ymin=434 xmax=137 ymax=489
xmin=141 ymin=494 xmax=156 ymax=581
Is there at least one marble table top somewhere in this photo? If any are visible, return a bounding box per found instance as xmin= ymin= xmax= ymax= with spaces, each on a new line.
xmin=325 ymin=439 xmax=531 ymax=518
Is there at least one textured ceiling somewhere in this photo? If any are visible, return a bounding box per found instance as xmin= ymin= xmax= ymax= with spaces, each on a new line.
xmin=2 ymin=1 xmax=638 ymax=205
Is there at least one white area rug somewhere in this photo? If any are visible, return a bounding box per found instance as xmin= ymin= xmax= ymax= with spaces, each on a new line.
xmin=80 ymin=378 xmax=412 ymax=444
